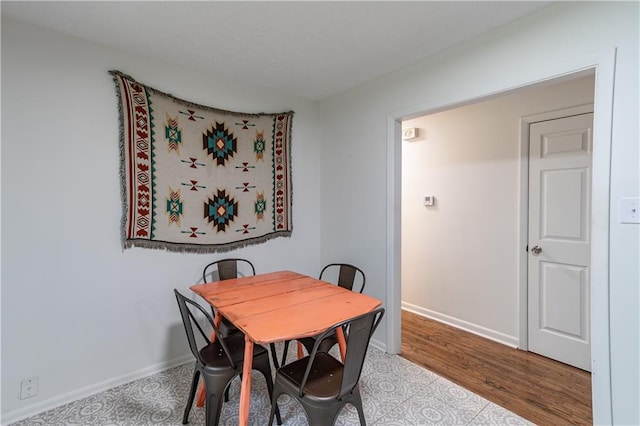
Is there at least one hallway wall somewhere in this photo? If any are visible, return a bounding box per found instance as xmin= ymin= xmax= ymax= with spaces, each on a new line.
xmin=401 ymin=75 xmax=595 ymax=345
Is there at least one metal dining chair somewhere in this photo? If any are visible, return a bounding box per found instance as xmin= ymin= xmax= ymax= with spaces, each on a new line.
xmin=281 ymin=263 xmax=367 ymax=365
xmin=174 ymin=289 xmax=282 ymax=425
xmin=269 ymin=307 xmax=384 ymax=425
xmin=202 ymin=258 xmax=255 ymax=337
xmin=202 ymin=258 xmax=281 ymax=369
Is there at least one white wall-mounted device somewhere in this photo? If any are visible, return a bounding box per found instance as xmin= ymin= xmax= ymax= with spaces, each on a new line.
xmin=402 ymin=127 xmax=419 ymax=141
xmin=424 ymin=195 xmax=435 ymax=207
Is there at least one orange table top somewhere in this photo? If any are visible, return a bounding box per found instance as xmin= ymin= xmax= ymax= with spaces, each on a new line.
xmin=190 ymin=270 xmax=382 ymax=344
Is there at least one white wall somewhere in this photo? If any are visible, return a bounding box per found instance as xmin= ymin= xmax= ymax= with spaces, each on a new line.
xmin=2 ymin=3 xmax=638 ymax=424
xmin=401 ymin=76 xmax=595 ymax=345
xmin=0 ymin=19 xmax=322 ymax=422
xmin=319 ymin=2 xmax=638 ymax=425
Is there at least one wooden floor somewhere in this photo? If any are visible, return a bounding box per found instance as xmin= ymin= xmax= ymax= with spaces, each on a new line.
xmin=401 ymin=310 xmax=592 ymax=425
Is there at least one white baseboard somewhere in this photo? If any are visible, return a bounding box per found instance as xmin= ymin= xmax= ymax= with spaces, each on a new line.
xmin=401 ymin=302 xmax=519 ymax=348
xmin=369 ymin=337 xmax=386 ymax=353
xmin=2 ymin=354 xmax=194 ymax=425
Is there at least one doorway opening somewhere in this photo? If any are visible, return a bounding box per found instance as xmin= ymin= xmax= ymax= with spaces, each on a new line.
xmin=386 ymin=52 xmax=616 ymax=425
xmin=399 ymin=73 xmax=594 ymax=364
xmin=396 ymin=73 xmax=595 ymax=423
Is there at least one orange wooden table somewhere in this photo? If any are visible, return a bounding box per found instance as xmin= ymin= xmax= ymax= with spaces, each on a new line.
xmin=190 ymin=270 xmax=382 ymax=426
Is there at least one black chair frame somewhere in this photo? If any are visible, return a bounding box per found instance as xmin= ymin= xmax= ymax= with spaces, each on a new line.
xmin=269 ymin=307 xmax=384 ymax=425
xmin=201 ymin=259 xmax=281 ymax=369
xmin=202 ymin=258 xmax=256 ymax=284
xmin=281 ymin=263 xmax=367 ymax=365
xmin=319 ymin=263 xmax=366 ymax=294
xmin=174 ymin=289 xmax=282 ymax=425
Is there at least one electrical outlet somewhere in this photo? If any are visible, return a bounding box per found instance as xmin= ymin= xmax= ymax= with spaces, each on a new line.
xmin=19 ymin=376 xmax=38 ymax=400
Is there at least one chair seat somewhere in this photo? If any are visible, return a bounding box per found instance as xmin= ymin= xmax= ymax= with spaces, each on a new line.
xmin=279 ymin=353 xmax=344 ymax=399
xmin=200 ymin=333 xmax=268 ymax=370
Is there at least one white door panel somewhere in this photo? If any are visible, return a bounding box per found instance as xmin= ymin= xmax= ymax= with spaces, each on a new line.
xmin=528 ymin=113 xmax=593 ymax=371
xmin=539 ymin=262 xmax=588 ymax=339
xmin=541 ymin=168 xmax=589 ymax=240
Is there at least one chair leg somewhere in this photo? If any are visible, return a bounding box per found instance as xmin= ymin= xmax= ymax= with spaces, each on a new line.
xmin=269 ymin=343 xmax=280 ymax=369
xmin=280 ymin=340 xmax=290 ymax=367
xmin=224 ymin=383 xmax=231 ymax=402
xmin=183 ymin=368 xmax=200 ymax=424
xmin=303 ymin=339 xmax=317 ymax=357
xmin=351 ymin=387 xmax=366 ymax=426
xmin=269 ymin=382 xmax=284 ymax=426
xmin=204 ymin=392 xmax=224 ymax=426
xmin=202 ymin=375 xmax=228 ymax=426
xmin=255 ymin=357 xmax=282 ymax=425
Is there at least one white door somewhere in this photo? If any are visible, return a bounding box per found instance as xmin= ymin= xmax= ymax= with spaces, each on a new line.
xmin=528 ymin=113 xmax=593 ymax=371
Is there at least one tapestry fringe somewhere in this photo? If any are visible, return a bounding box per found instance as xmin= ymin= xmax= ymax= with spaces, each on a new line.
xmin=122 ymin=231 xmax=292 ymax=254
xmin=108 ymin=70 xmax=129 ymax=251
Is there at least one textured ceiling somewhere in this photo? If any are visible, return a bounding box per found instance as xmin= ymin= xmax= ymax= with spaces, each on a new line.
xmin=2 ymin=1 xmax=553 ymax=100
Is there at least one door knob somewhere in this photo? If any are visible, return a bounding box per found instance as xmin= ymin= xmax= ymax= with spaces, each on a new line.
xmin=531 ymin=245 xmax=542 ymax=255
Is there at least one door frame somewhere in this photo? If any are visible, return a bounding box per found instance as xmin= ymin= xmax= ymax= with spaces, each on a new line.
xmin=386 ymin=49 xmax=616 ymax=424
xmin=518 ymin=103 xmax=595 ymax=352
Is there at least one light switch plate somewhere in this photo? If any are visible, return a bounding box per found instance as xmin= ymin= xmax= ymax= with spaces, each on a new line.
xmin=620 ymin=197 xmax=640 ymax=224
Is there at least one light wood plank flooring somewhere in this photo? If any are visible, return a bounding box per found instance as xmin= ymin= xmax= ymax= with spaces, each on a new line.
xmin=401 ymin=310 xmax=592 ymax=425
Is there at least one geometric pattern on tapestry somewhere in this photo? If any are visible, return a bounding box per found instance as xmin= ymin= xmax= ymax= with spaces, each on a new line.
xmin=110 ymin=71 xmax=293 ymax=253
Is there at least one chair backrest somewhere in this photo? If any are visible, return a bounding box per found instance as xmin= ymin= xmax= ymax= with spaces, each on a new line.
xmin=319 ymin=263 xmax=366 ymax=293
xmin=202 ymin=258 xmax=256 ymax=283
xmin=174 ymin=289 xmax=236 ymax=368
xmin=300 ymin=307 xmax=384 ymax=399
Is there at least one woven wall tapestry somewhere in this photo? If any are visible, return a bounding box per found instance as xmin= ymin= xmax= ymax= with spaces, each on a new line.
xmin=110 ymin=71 xmax=293 ymax=253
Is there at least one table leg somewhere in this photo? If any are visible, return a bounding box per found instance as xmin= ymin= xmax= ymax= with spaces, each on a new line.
xmin=336 ymin=326 xmax=347 ymax=362
xmin=239 ymin=336 xmax=254 ymax=426
xmin=196 ymin=312 xmax=222 ymax=408
xmin=297 ymin=341 xmax=305 ymax=359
